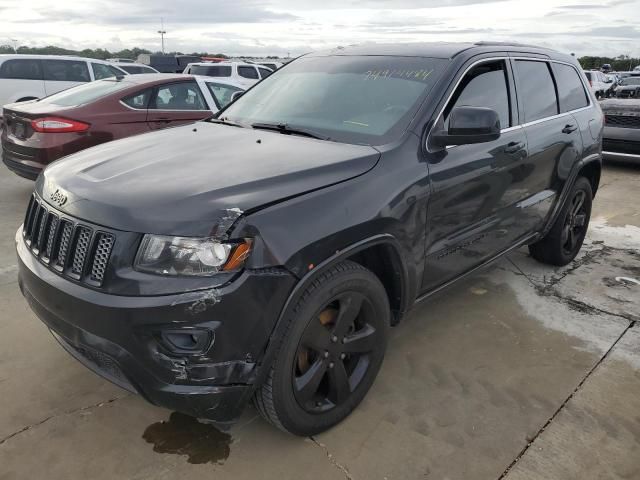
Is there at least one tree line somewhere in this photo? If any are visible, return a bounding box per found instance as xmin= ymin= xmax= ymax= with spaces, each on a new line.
xmin=0 ymin=44 xmax=636 ymax=69
xmin=0 ymin=44 xmax=283 ymax=60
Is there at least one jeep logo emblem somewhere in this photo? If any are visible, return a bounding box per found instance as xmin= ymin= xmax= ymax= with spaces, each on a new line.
xmin=50 ymin=188 xmax=68 ymax=207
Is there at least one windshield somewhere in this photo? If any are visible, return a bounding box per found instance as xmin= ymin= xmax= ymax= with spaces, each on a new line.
xmin=621 ymin=77 xmax=640 ymax=86
xmin=221 ymin=55 xmax=446 ymax=145
xmin=37 ymin=79 xmax=133 ymax=107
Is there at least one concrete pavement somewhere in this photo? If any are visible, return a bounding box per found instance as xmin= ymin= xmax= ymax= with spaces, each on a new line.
xmin=0 ymin=160 xmax=638 ymax=480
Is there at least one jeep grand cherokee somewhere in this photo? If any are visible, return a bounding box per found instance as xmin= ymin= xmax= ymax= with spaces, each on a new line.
xmin=17 ymin=42 xmax=603 ymax=436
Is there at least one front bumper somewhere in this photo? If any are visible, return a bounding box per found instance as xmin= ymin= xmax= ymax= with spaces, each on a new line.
xmin=17 ymin=227 xmax=297 ymax=423
xmin=603 ymin=126 xmax=640 ymax=163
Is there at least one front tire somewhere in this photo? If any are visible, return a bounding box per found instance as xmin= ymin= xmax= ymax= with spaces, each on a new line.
xmin=529 ymin=176 xmax=593 ymax=266
xmin=253 ymin=260 xmax=390 ymax=436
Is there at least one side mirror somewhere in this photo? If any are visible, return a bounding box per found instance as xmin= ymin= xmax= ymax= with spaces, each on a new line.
xmin=432 ymin=106 xmax=501 ymax=148
xmin=231 ymin=91 xmax=245 ymax=102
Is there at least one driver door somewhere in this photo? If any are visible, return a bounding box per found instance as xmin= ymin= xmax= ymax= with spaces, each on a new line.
xmin=422 ymin=58 xmax=529 ymax=292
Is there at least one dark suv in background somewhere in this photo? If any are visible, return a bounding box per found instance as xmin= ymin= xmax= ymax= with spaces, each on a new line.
xmin=17 ymin=42 xmax=603 ymax=436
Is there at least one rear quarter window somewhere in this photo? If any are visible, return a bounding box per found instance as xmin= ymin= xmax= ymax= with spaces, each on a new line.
xmin=552 ymin=63 xmax=589 ymax=112
xmin=238 ymin=66 xmax=259 ymax=79
xmin=0 ymin=59 xmax=43 ymax=80
xmin=122 ymin=89 xmax=152 ymax=109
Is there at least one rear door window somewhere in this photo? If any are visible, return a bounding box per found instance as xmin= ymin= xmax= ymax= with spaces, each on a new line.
xmin=0 ymin=59 xmax=43 ymax=80
xmin=514 ymin=60 xmax=559 ymax=123
xmin=42 ymin=60 xmax=90 ymax=82
xmin=92 ymin=63 xmax=124 ymax=80
xmin=238 ymin=66 xmax=259 ymax=79
xmin=552 ymin=63 xmax=589 ymax=112
xmin=258 ymin=68 xmax=273 ymax=78
xmin=151 ymin=82 xmax=207 ymax=110
xmin=445 ymin=60 xmax=512 ymax=129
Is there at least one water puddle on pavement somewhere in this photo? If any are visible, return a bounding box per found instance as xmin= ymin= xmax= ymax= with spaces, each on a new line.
xmin=143 ymin=412 xmax=232 ymax=464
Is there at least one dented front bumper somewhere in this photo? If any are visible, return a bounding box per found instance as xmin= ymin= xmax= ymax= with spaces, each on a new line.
xmin=16 ymin=229 xmax=296 ymax=423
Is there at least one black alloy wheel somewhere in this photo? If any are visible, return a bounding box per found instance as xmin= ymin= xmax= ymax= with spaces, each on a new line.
xmin=253 ymin=260 xmax=389 ymax=436
xmin=292 ymin=291 xmax=381 ymax=413
xmin=528 ymin=176 xmax=593 ymax=266
xmin=561 ymin=189 xmax=588 ymax=256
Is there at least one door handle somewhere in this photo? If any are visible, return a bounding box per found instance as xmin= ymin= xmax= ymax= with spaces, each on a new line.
xmin=562 ymin=124 xmax=577 ymax=134
xmin=153 ymin=117 xmax=172 ymax=123
xmin=504 ymin=141 xmax=524 ymax=154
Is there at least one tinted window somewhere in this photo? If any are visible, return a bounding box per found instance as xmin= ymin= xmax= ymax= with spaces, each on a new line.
xmin=190 ymin=65 xmax=232 ymax=77
xmin=258 ymin=67 xmax=272 ymax=78
xmin=151 ymin=82 xmax=207 ymax=110
xmin=445 ymin=60 xmax=511 ymax=129
xmin=584 ymin=71 xmax=593 ymax=81
xmin=205 ymin=82 xmax=243 ymax=109
xmin=92 ymin=63 xmax=123 ymax=80
xmin=42 ymin=60 xmax=90 ymax=82
xmin=223 ymin=55 xmax=446 ymax=145
xmin=514 ymin=60 xmax=558 ymax=122
xmin=123 ymin=89 xmax=152 ymax=109
xmin=120 ymin=65 xmax=156 ymax=74
xmin=36 ymin=79 xmax=133 ymax=107
xmin=0 ymin=59 xmax=42 ymax=80
xmin=262 ymin=64 xmax=277 ymax=71
xmin=552 ymin=63 xmax=589 ymax=112
xmin=238 ymin=66 xmax=259 ymax=79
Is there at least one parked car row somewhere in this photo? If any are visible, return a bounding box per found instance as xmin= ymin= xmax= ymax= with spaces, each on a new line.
xmin=2 ymin=74 xmax=245 ymax=179
xmin=182 ymin=61 xmax=273 ymax=88
xmin=0 ymin=55 xmax=128 ymax=108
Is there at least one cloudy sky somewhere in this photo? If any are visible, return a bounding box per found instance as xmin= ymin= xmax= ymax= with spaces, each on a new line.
xmin=1 ymin=0 xmax=639 ymax=58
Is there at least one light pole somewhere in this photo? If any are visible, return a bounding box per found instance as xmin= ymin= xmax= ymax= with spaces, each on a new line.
xmin=158 ymin=18 xmax=167 ymax=55
xmin=10 ymin=38 xmax=18 ymax=53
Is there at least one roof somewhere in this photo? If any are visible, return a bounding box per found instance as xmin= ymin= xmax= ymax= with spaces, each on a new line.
xmin=186 ymin=61 xmax=259 ymax=67
xmin=307 ymin=41 xmax=570 ymax=61
xmin=95 ymin=73 xmax=245 ymax=89
xmin=107 ymin=73 xmax=194 ymax=85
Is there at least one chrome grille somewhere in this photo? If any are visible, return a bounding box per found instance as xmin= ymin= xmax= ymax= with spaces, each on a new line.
xmin=22 ymin=194 xmax=116 ymax=287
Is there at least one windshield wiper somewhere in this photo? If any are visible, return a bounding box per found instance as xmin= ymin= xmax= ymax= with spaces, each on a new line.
xmin=251 ymin=122 xmax=331 ymax=141
xmin=207 ymin=117 xmax=246 ymax=128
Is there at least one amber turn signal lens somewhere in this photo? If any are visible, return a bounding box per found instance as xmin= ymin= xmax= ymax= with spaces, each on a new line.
xmin=223 ymin=240 xmax=252 ymax=271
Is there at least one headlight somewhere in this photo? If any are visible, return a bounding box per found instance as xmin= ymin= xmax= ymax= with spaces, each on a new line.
xmin=134 ymin=235 xmax=252 ymax=276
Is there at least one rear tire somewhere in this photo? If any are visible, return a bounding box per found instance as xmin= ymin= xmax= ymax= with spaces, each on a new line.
xmin=253 ymin=260 xmax=390 ymax=436
xmin=529 ymin=176 xmax=592 ymax=266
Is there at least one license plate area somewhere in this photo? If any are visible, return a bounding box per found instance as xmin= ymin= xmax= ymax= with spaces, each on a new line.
xmin=12 ymin=121 xmax=26 ymax=139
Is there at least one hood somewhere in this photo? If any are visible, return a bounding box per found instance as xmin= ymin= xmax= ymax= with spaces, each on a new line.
xmin=601 ymin=98 xmax=640 ymax=113
xmin=37 ymin=122 xmax=380 ymax=236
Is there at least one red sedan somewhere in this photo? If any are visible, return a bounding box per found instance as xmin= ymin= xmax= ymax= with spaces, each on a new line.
xmin=2 ymin=73 xmax=244 ymax=179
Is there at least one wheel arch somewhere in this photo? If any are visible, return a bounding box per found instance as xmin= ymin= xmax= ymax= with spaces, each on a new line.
xmin=541 ymin=153 xmax=601 ymax=238
xmin=251 ymin=234 xmax=410 ymax=390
